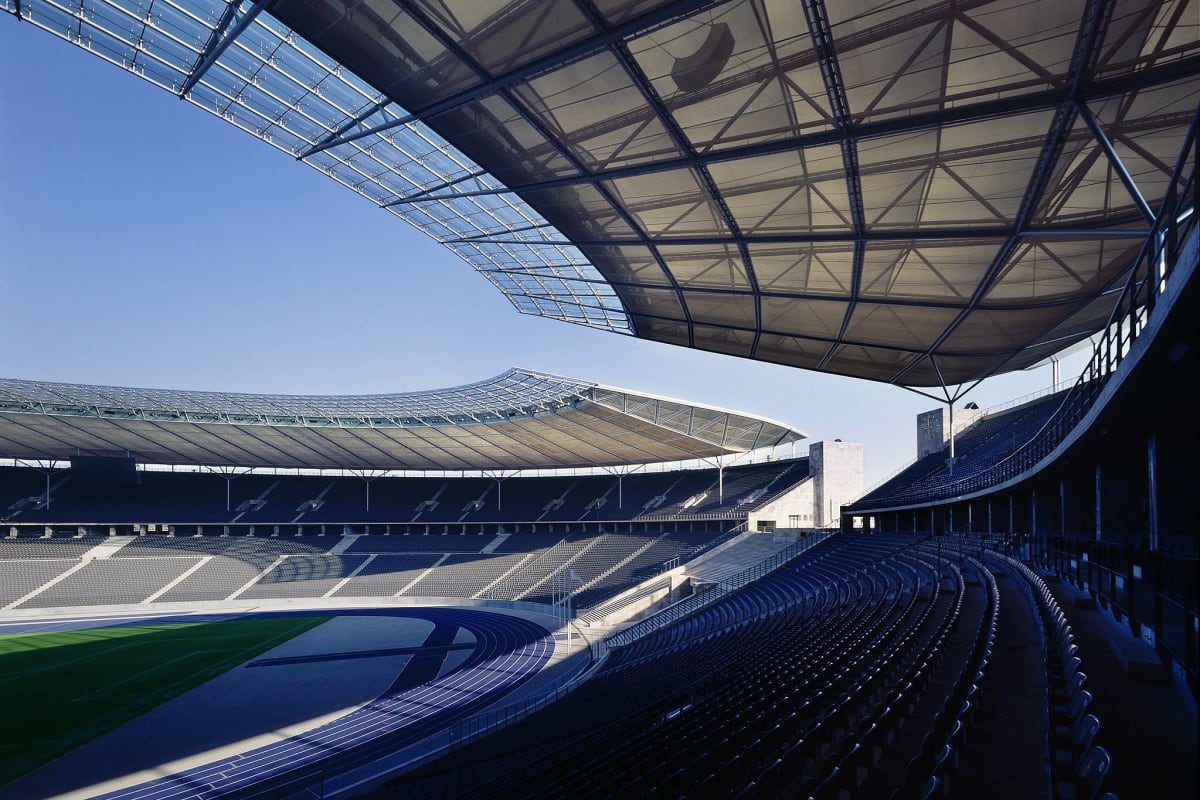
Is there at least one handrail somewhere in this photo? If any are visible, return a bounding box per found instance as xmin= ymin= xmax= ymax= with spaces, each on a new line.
xmin=604 ymin=529 xmax=837 ymax=648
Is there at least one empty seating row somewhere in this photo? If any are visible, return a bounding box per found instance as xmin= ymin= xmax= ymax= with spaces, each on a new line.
xmin=985 ymin=551 xmax=1115 ymax=800
xmin=1 ymin=458 xmax=809 ymax=526
xmin=0 ymin=529 xmax=731 ymax=611
xmin=381 ymin=534 xmax=1001 ymax=799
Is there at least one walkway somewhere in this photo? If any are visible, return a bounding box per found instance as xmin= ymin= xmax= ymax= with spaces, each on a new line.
xmin=1046 ymin=579 xmax=1197 ymax=800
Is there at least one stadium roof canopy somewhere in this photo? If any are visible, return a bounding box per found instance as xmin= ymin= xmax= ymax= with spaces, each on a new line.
xmin=0 ymin=370 xmax=805 ymax=470
xmin=7 ymin=0 xmax=1199 ymax=386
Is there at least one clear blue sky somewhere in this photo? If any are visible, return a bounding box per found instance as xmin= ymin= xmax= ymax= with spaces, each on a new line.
xmin=0 ymin=19 xmax=1087 ymax=486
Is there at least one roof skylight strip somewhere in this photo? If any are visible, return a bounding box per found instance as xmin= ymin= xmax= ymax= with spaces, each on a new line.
xmin=7 ymin=0 xmax=631 ymax=334
xmin=0 ymin=370 xmax=597 ymax=422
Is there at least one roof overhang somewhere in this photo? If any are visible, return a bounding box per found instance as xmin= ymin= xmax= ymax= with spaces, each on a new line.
xmin=0 ymin=370 xmax=805 ymax=470
xmin=7 ymin=0 xmax=1199 ymax=386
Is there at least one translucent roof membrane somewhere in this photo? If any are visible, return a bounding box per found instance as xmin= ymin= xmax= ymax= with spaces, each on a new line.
xmin=10 ymin=0 xmax=1199 ymax=386
xmin=0 ymin=372 xmax=805 ymax=469
xmin=3 ymin=0 xmax=630 ymax=334
xmin=0 ymin=370 xmax=594 ymax=423
xmin=263 ymin=0 xmax=1195 ymax=387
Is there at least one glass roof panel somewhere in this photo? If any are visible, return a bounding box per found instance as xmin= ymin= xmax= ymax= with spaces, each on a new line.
xmin=941 ymin=305 xmax=1089 ymax=355
xmin=11 ymin=0 xmax=1195 ymax=387
xmin=832 ymin=0 xmax=1079 ymax=123
xmin=273 ymin=0 xmax=477 ymax=108
xmin=578 ymin=245 xmax=673 ymax=286
xmin=427 ymin=95 xmax=580 ymax=185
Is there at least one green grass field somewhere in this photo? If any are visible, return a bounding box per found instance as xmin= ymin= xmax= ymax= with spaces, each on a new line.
xmin=0 ymin=615 xmax=329 ymax=787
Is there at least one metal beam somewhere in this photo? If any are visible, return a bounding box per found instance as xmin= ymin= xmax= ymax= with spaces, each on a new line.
xmin=299 ymin=0 xmax=725 ymax=158
xmin=443 ymin=226 xmax=1150 ymax=247
xmin=890 ymin=0 xmax=1117 ymax=386
xmin=300 ymin=96 xmax=393 ymax=159
xmin=380 ymin=169 xmax=491 ymax=207
xmin=326 ymin=0 xmax=675 ymax=341
xmin=336 ymin=56 xmax=1200 ymax=205
xmin=801 ymin=0 xmax=865 ymax=372
xmin=180 ymin=0 xmax=274 ymax=99
xmin=1077 ymin=101 xmax=1156 ymax=223
xmin=575 ymin=0 xmax=763 ymax=354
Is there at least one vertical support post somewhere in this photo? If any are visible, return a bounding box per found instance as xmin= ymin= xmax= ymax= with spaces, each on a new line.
xmin=497 ymin=477 xmax=502 ymax=512
xmin=718 ymin=463 xmax=724 ymax=505
xmin=1032 ymin=489 xmax=1041 ymax=563
xmin=1059 ymin=479 xmax=1067 ymax=541
xmin=1147 ymin=432 xmax=1159 ymax=551
xmin=948 ymin=403 xmax=956 ymax=463
xmin=364 ymin=477 xmax=371 ymax=513
xmin=618 ymin=474 xmax=623 ymax=510
xmin=1094 ymin=463 xmax=1103 ymax=542
xmin=225 ymin=475 xmax=232 ymax=512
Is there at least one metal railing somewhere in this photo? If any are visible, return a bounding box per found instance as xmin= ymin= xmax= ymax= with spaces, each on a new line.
xmin=604 ymin=529 xmax=837 ymax=648
xmin=1043 ymin=538 xmax=1199 ymax=695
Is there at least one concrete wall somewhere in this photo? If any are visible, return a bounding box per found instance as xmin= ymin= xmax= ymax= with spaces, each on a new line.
xmin=917 ymin=406 xmax=984 ymax=458
xmin=810 ymin=440 xmax=865 ymax=528
xmin=748 ymin=477 xmax=814 ymax=531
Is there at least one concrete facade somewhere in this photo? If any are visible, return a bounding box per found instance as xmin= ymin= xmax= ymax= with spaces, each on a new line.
xmin=917 ymin=406 xmax=985 ymax=458
xmin=750 ymin=441 xmax=865 ymax=531
xmin=748 ymin=476 xmax=815 ymax=532
xmin=811 ymin=441 xmax=865 ymax=528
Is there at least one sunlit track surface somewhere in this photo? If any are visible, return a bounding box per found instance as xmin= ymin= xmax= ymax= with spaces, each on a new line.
xmin=18 ymin=608 xmax=555 ymax=800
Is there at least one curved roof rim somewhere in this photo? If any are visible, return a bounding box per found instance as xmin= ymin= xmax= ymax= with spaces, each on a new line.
xmin=0 ymin=370 xmax=806 ymax=470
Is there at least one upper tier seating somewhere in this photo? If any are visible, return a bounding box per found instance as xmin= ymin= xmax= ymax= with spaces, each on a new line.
xmin=853 ymin=392 xmax=1068 ymax=508
xmin=0 ymin=458 xmax=809 ymax=526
